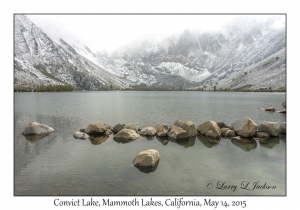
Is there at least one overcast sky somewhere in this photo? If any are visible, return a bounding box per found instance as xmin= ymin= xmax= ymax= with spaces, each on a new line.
xmin=26 ymin=14 xmax=285 ymax=53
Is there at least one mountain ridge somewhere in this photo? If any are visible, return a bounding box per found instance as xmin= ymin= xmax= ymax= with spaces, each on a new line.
xmin=14 ymin=15 xmax=286 ymax=91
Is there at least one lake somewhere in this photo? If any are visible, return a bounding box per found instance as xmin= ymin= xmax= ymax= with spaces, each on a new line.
xmin=14 ymin=91 xmax=286 ymax=196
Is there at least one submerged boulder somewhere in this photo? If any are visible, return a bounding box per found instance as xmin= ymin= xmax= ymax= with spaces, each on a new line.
xmin=231 ymin=117 xmax=257 ymax=138
xmin=168 ymin=125 xmax=188 ymax=140
xmin=140 ymin=126 xmax=157 ymax=136
xmin=133 ymin=149 xmax=160 ymax=167
xmin=73 ymin=132 xmax=89 ymax=140
xmin=114 ymin=129 xmax=139 ymax=140
xmin=257 ymin=121 xmax=280 ymax=137
xmin=197 ymin=121 xmax=221 ymax=139
xmin=156 ymin=124 xmax=169 ymax=137
xmin=22 ymin=122 xmax=54 ymax=136
xmin=85 ymin=122 xmax=110 ymax=135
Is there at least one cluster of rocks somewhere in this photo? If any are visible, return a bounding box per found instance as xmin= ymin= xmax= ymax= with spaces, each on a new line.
xmin=71 ymin=117 xmax=286 ymax=145
xmin=21 ymin=115 xmax=286 ymax=172
xmin=262 ymin=101 xmax=286 ymax=113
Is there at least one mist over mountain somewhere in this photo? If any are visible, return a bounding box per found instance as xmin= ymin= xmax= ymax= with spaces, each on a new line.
xmin=14 ymin=15 xmax=286 ymax=91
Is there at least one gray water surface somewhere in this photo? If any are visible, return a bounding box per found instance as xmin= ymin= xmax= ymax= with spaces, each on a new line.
xmin=14 ymin=91 xmax=286 ymax=195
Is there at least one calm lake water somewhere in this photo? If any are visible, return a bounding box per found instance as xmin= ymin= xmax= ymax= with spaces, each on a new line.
xmin=14 ymin=91 xmax=286 ymax=196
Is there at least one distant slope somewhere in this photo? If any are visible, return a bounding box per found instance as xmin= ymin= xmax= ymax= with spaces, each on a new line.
xmin=14 ymin=15 xmax=129 ymax=90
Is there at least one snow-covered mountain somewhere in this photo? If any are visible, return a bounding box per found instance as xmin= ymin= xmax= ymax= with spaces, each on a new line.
xmin=14 ymin=15 xmax=286 ymax=91
xmin=14 ymin=15 xmax=130 ymax=90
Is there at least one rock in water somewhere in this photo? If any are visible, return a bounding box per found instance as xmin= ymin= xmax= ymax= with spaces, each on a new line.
xmin=174 ymin=120 xmax=184 ymax=128
xmin=217 ymin=122 xmax=233 ymax=130
xmin=282 ymin=101 xmax=286 ymax=107
xmin=231 ymin=117 xmax=257 ymax=138
xmin=181 ymin=121 xmax=197 ymax=137
xmin=168 ymin=125 xmax=188 ymax=140
xmin=197 ymin=121 xmax=221 ymax=139
xmin=156 ymin=124 xmax=168 ymax=137
xmin=105 ymin=129 xmax=113 ymax=136
xmin=133 ymin=149 xmax=160 ymax=167
xmin=73 ymin=132 xmax=89 ymax=140
xmin=140 ymin=126 xmax=157 ymax=136
xmin=113 ymin=123 xmax=125 ymax=133
xmin=257 ymin=121 xmax=280 ymax=137
xmin=22 ymin=122 xmax=54 ymax=136
xmin=85 ymin=122 xmax=110 ymax=135
xmin=125 ymin=122 xmax=139 ymax=133
xmin=114 ymin=129 xmax=139 ymax=140
xmin=221 ymin=127 xmax=236 ymax=138
xmin=280 ymin=122 xmax=286 ymax=134
xmin=255 ymin=132 xmax=270 ymax=139
xmin=265 ymin=107 xmax=275 ymax=111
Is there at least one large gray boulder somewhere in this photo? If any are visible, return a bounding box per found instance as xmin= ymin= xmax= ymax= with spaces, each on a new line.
xmin=197 ymin=121 xmax=221 ymax=139
xmin=73 ymin=132 xmax=89 ymax=140
xmin=85 ymin=122 xmax=110 ymax=135
xmin=181 ymin=121 xmax=197 ymax=137
xmin=133 ymin=149 xmax=160 ymax=167
xmin=280 ymin=122 xmax=286 ymax=134
xmin=257 ymin=121 xmax=280 ymax=137
xmin=168 ymin=125 xmax=188 ymax=140
xmin=22 ymin=122 xmax=54 ymax=136
xmin=231 ymin=117 xmax=257 ymax=138
xmin=140 ymin=126 xmax=157 ymax=136
xmin=156 ymin=124 xmax=168 ymax=137
xmin=125 ymin=122 xmax=139 ymax=133
xmin=114 ymin=129 xmax=139 ymax=140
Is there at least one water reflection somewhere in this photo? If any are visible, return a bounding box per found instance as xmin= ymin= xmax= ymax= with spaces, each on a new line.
xmin=279 ymin=134 xmax=286 ymax=143
xmin=134 ymin=161 xmax=159 ymax=174
xmin=169 ymin=137 xmax=196 ymax=148
xmin=23 ymin=133 xmax=51 ymax=142
xmin=14 ymin=92 xmax=287 ymax=195
xmin=89 ymin=135 xmax=109 ymax=145
xmin=141 ymin=135 xmax=155 ymax=140
xmin=113 ymin=137 xmax=137 ymax=144
xmin=231 ymin=138 xmax=257 ymax=151
xmin=197 ymin=135 xmax=220 ymax=148
xmin=257 ymin=137 xmax=280 ymax=149
xmin=156 ymin=136 xmax=169 ymax=145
